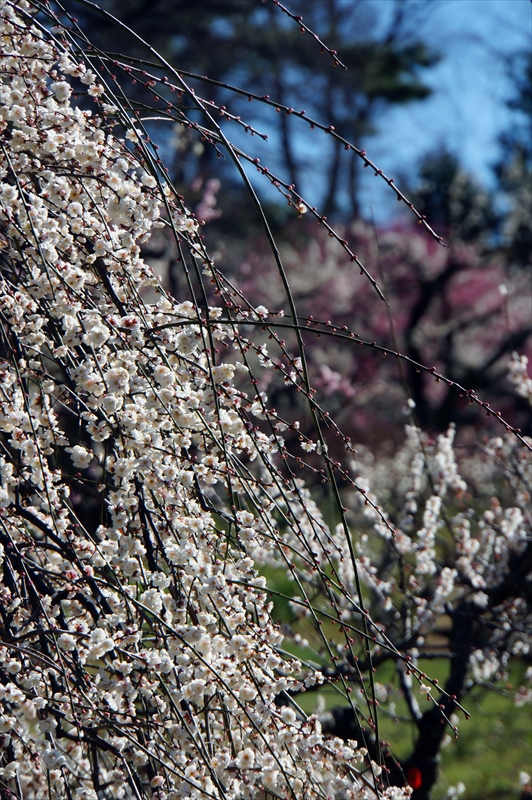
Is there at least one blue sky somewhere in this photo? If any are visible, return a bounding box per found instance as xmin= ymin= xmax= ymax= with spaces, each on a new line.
xmin=236 ymin=0 xmax=530 ymax=222
xmin=360 ymin=0 xmax=531 ymax=221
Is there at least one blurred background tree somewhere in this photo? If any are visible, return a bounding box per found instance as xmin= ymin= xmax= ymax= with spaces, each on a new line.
xmin=493 ymin=49 xmax=532 ymax=269
xmin=76 ymin=0 xmax=439 ymax=222
xmin=73 ymin=0 xmax=531 ymax=252
xmin=71 ymin=0 xmax=530 ymax=435
xmin=408 ymin=150 xmax=498 ymax=244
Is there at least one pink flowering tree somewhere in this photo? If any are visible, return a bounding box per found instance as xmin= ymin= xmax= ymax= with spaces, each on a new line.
xmin=0 ymin=3 xmax=530 ymax=800
xmin=228 ymin=220 xmax=531 ymax=443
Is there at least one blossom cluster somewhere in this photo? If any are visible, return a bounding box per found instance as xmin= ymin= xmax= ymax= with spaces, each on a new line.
xmin=509 ymin=351 xmax=532 ymax=405
xmin=344 ymin=424 xmax=531 ymax=708
xmin=232 ymin=217 xmax=531 ymax=438
xmin=0 ymin=3 xmax=415 ymax=799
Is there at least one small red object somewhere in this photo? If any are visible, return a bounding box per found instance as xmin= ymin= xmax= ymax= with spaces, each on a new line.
xmin=406 ymin=766 xmax=423 ymax=790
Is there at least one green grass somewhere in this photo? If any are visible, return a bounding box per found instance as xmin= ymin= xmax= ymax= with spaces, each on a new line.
xmin=293 ymin=659 xmax=531 ymax=800
xmin=433 ymin=677 xmax=532 ymax=800
xmin=260 ymin=558 xmax=531 ymax=800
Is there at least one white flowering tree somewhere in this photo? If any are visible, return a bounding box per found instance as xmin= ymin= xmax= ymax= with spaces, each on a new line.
xmin=0 ymin=2 xmax=530 ymax=800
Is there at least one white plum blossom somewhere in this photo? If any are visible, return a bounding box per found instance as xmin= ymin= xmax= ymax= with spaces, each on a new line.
xmin=509 ymin=351 xmax=532 ymax=404
xmin=57 ymin=633 xmax=77 ymax=652
xmin=0 ymin=5 xmax=397 ymax=799
xmin=68 ymin=445 xmax=93 ymax=469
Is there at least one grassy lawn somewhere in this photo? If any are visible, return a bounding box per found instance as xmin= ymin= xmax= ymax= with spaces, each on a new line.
xmin=262 ymin=565 xmax=531 ymax=800
xmin=292 ymin=660 xmax=531 ymax=799
xmin=432 ymin=678 xmax=532 ymax=800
